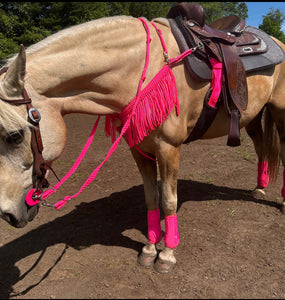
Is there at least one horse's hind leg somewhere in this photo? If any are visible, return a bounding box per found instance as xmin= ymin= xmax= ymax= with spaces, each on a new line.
xmin=261 ymin=106 xmax=282 ymax=212
xmin=245 ymin=109 xmax=269 ymax=197
xmin=131 ymin=147 xmax=161 ymax=268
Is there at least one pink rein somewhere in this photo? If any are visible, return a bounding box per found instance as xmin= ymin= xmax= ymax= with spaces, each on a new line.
xmin=26 ymin=18 xmax=223 ymax=209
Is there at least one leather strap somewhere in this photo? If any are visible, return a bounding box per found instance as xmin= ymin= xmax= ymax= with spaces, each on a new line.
xmin=222 ymin=84 xmax=242 ymax=147
xmin=227 ymin=110 xmax=241 ymax=147
xmin=0 ymin=67 xmax=49 ymax=191
xmin=183 ymin=88 xmax=220 ymax=144
xmin=219 ymin=43 xmax=248 ymax=111
xmin=188 ymin=22 xmax=236 ymax=44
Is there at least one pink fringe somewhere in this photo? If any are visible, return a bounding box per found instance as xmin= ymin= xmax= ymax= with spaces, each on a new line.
xmin=105 ymin=64 xmax=179 ymax=148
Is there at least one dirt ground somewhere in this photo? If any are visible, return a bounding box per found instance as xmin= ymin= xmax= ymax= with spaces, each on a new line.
xmin=0 ymin=113 xmax=284 ymax=299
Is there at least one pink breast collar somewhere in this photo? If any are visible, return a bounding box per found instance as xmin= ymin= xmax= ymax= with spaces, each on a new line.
xmin=105 ymin=20 xmax=185 ymax=149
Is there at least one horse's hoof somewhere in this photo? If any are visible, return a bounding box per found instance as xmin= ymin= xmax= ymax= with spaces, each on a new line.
xmin=137 ymin=252 xmax=157 ymax=268
xmin=153 ymin=258 xmax=175 ymax=274
xmin=252 ymin=187 xmax=266 ymax=199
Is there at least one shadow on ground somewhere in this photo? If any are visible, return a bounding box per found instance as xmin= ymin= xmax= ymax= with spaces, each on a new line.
xmin=0 ymin=179 xmax=280 ymax=298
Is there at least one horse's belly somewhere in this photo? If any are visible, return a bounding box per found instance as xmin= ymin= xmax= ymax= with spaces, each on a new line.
xmin=198 ymin=103 xmax=263 ymax=140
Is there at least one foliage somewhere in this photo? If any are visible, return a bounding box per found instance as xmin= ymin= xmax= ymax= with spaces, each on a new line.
xmin=259 ymin=8 xmax=285 ymax=43
xmin=197 ymin=2 xmax=248 ymax=23
xmin=127 ymin=2 xmax=174 ymax=19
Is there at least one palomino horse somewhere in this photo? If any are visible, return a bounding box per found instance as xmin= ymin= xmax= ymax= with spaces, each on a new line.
xmin=0 ymin=15 xmax=284 ymax=273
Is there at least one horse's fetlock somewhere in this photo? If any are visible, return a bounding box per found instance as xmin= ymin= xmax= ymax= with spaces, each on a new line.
xmin=142 ymin=242 xmax=157 ymax=256
xmin=158 ymin=247 xmax=176 ymax=264
xmin=252 ymin=186 xmax=266 ymax=199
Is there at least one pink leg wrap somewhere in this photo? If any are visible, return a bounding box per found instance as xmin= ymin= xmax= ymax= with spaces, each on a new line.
xmin=281 ymin=170 xmax=285 ymax=198
xmin=164 ymin=213 xmax=179 ymax=249
xmin=148 ymin=209 xmax=162 ymax=244
xmin=257 ymin=161 xmax=269 ymax=188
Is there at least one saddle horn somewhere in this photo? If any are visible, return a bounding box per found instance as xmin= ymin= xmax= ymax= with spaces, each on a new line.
xmin=167 ymin=2 xmax=206 ymax=27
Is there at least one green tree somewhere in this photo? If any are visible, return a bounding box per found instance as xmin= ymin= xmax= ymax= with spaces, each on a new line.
xmin=39 ymin=2 xmax=111 ymax=32
xmin=197 ymin=2 xmax=248 ymax=23
xmin=0 ymin=2 xmax=112 ymax=60
xmin=128 ymin=2 xmax=175 ymax=19
xmin=0 ymin=2 xmax=52 ymax=59
xmin=259 ymin=8 xmax=285 ymax=43
xmin=109 ymin=2 xmax=132 ymax=16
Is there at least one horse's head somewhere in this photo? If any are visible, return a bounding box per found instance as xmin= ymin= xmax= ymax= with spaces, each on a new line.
xmin=0 ymin=46 xmax=66 ymax=228
xmin=0 ymin=45 xmax=39 ymax=227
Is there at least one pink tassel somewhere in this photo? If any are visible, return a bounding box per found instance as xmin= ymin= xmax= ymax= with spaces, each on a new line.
xmin=105 ymin=116 xmax=118 ymax=144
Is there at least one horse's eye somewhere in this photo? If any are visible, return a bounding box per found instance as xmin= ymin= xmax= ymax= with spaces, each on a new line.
xmin=5 ymin=130 xmax=24 ymax=145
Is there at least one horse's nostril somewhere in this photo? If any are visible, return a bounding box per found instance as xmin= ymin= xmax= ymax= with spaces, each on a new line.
xmin=5 ymin=213 xmax=25 ymax=228
xmin=6 ymin=213 xmax=17 ymax=226
xmin=3 ymin=211 xmax=29 ymax=228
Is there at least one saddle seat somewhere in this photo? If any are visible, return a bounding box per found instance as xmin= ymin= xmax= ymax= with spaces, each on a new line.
xmin=166 ymin=2 xmax=285 ymax=146
xmin=209 ymin=15 xmax=245 ymax=33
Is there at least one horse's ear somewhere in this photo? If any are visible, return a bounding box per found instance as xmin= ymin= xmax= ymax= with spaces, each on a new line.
xmin=3 ymin=44 xmax=26 ymax=93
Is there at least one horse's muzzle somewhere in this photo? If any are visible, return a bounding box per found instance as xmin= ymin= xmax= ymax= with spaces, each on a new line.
xmin=1 ymin=203 xmax=39 ymax=228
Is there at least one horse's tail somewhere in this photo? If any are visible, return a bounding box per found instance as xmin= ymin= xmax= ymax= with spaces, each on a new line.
xmin=263 ymin=106 xmax=280 ymax=184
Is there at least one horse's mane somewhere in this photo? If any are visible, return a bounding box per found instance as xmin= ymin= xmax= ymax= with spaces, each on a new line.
xmin=6 ymin=15 xmax=134 ymax=64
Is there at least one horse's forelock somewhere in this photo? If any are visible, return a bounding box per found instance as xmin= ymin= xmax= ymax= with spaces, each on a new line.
xmin=0 ymin=100 xmax=32 ymax=133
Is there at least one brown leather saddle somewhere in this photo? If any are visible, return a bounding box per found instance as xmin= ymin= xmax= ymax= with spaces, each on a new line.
xmin=167 ymin=2 xmax=285 ymax=146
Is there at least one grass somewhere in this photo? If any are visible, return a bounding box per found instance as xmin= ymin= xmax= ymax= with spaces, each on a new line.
xmin=189 ymin=173 xmax=214 ymax=184
xmin=226 ymin=208 xmax=237 ymax=217
xmin=235 ymin=147 xmax=252 ymax=161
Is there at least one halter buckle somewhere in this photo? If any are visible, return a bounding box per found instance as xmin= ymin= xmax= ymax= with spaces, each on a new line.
xmin=28 ymin=108 xmax=41 ymax=124
xmin=32 ymin=188 xmax=43 ymax=200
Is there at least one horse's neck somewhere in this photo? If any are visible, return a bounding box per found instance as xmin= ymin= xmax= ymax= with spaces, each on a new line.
xmin=25 ymin=16 xmax=162 ymax=115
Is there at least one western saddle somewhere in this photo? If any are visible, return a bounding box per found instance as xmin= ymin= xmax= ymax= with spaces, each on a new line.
xmin=167 ymin=2 xmax=285 ymax=146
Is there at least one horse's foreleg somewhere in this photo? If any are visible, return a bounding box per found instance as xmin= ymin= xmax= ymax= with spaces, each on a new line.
xmin=245 ymin=110 xmax=269 ymax=197
xmin=130 ymin=147 xmax=161 ymax=267
xmin=154 ymin=143 xmax=181 ymax=273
